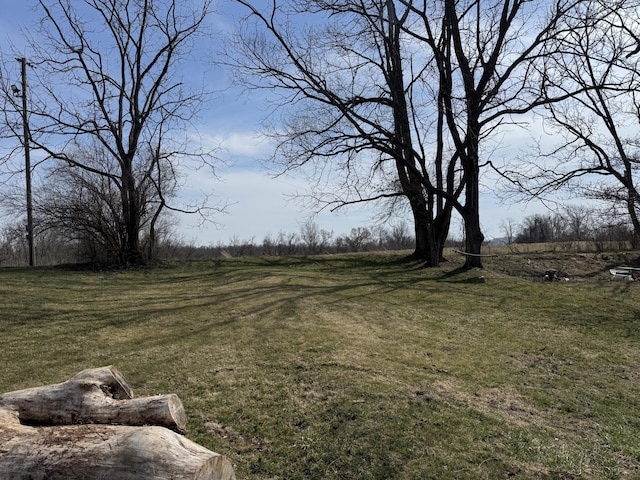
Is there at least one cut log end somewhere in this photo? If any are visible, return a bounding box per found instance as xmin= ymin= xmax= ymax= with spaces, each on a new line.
xmin=168 ymin=393 xmax=188 ymax=432
xmin=196 ymin=455 xmax=238 ymax=480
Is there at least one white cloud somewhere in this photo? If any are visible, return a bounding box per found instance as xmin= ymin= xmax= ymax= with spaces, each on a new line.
xmin=187 ymin=128 xmax=271 ymax=159
xmin=220 ymin=132 xmax=271 ymax=158
xmin=176 ymin=167 xmax=378 ymax=245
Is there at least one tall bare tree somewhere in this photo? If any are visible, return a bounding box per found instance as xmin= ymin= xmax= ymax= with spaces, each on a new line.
xmin=233 ymin=0 xmax=588 ymax=268
xmin=401 ymin=0 xmax=589 ymax=267
xmin=231 ymin=0 xmax=462 ymax=266
xmin=1 ymin=0 xmax=215 ymax=265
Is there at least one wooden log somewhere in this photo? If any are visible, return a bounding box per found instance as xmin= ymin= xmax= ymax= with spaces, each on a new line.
xmin=453 ymin=249 xmax=499 ymax=257
xmin=0 ymin=407 xmax=236 ymax=480
xmin=0 ymin=366 xmax=187 ymax=432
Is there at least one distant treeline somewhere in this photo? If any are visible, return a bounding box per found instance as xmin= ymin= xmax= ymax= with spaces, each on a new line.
xmin=0 ymin=208 xmax=636 ymax=267
xmin=0 ymin=204 xmax=638 ymax=267
xmin=0 ymin=221 xmax=416 ymax=267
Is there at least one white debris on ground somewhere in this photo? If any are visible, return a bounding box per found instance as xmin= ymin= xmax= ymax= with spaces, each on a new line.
xmin=609 ymin=266 xmax=640 ymax=281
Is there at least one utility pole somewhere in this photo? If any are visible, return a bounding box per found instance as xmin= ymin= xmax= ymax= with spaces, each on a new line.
xmin=14 ymin=57 xmax=35 ymax=267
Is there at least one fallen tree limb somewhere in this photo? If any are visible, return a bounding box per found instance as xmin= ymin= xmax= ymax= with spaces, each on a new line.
xmin=454 ymin=249 xmax=499 ymax=258
xmin=0 ymin=407 xmax=235 ymax=480
xmin=0 ymin=366 xmax=186 ymax=432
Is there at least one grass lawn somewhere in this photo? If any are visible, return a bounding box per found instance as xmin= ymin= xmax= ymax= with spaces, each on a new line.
xmin=0 ymin=250 xmax=638 ymax=479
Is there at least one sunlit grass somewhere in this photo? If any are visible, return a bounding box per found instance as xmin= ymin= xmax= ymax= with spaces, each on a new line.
xmin=0 ymin=253 xmax=638 ymax=479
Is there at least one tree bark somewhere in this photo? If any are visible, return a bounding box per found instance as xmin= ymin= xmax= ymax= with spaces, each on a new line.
xmin=0 ymin=366 xmax=186 ymax=432
xmin=0 ymin=366 xmax=235 ymax=479
xmin=0 ymin=407 xmax=235 ymax=480
xmin=461 ymin=120 xmax=484 ymax=269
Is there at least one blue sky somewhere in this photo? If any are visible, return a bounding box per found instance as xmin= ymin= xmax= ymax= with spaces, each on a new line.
xmin=0 ymin=1 xmax=549 ymax=246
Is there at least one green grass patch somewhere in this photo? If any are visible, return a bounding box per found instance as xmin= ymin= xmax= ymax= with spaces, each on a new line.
xmin=0 ymin=252 xmax=639 ymax=479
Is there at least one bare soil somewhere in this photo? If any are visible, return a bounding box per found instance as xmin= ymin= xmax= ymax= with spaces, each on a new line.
xmin=477 ymin=250 xmax=640 ymax=282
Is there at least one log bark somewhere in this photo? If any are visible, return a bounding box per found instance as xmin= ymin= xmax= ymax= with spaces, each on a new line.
xmin=0 ymin=367 xmax=236 ymax=479
xmin=0 ymin=366 xmax=186 ymax=432
xmin=0 ymin=407 xmax=236 ymax=480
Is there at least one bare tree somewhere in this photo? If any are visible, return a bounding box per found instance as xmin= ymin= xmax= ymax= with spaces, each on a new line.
xmin=33 ymin=141 xmax=179 ymax=264
xmin=562 ymin=204 xmax=595 ymax=241
xmin=504 ymin=0 xmax=640 ymax=245
xmin=401 ymin=0 xmax=590 ymax=267
xmin=500 ymin=218 xmax=517 ymax=245
xmin=1 ymin=0 xmax=217 ymax=265
xmin=299 ymin=220 xmax=333 ymax=254
xmin=231 ymin=0 xmax=461 ymax=266
xmin=387 ymin=221 xmax=413 ymax=250
xmin=232 ymin=0 xmax=589 ymax=268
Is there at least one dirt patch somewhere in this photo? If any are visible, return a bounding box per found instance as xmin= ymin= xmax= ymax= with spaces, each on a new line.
xmin=204 ymin=422 xmax=263 ymax=454
xmin=421 ymin=380 xmax=547 ymax=430
xmin=481 ymin=250 xmax=640 ymax=282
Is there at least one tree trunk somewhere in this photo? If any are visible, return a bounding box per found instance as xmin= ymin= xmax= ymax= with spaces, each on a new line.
xmin=0 ymin=366 xmax=186 ymax=432
xmin=434 ymin=205 xmax=453 ymax=262
xmin=386 ymin=2 xmax=452 ymax=268
xmin=0 ymin=407 xmax=235 ymax=480
xmin=463 ymin=215 xmax=485 ymax=269
xmin=411 ymin=197 xmax=438 ymax=266
xmin=121 ymin=164 xmax=145 ymax=266
xmin=625 ymin=189 xmax=640 ymax=248
xmin=462 ymin=202 xmax=485 ymax=269
xmin=461 ymin=125 xmax=484 ymax=269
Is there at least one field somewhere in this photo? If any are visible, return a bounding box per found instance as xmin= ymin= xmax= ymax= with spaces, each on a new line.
xmin=0 ymin=248 xmax=639 ymax=479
